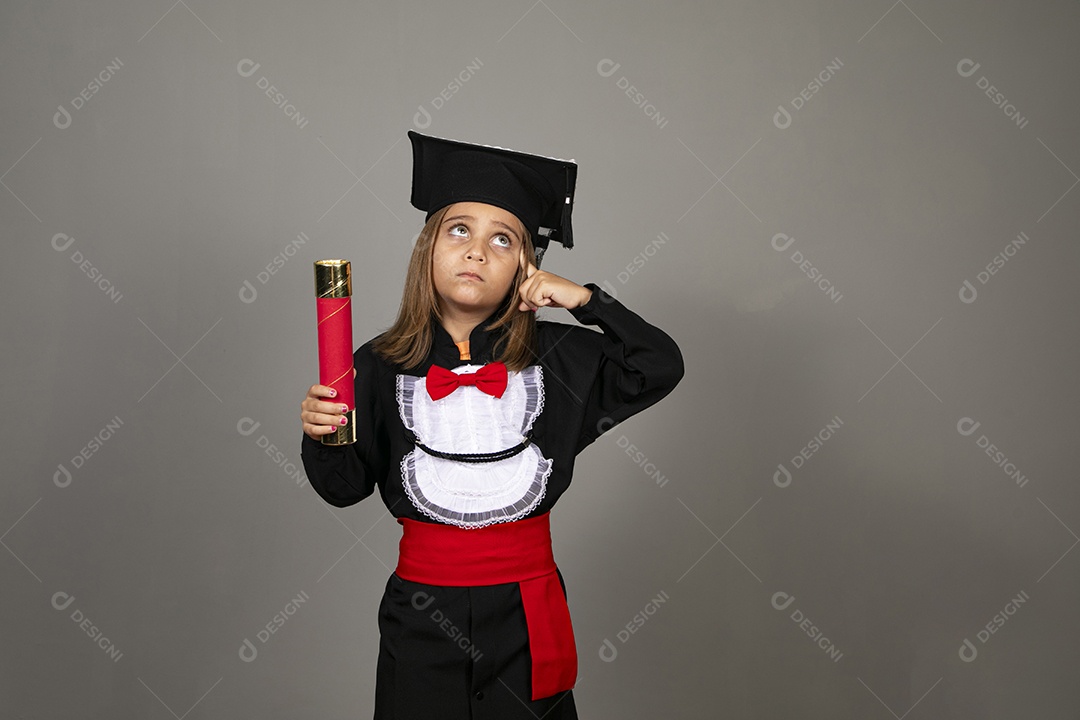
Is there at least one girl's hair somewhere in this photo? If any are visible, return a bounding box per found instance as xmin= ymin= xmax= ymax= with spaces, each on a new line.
xmin=372 ymin=205 xmax=539 ymax=372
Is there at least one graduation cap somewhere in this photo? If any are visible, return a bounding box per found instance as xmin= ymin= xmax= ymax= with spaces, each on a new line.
xmin=408 ymin=130 xmax=578 ymax=264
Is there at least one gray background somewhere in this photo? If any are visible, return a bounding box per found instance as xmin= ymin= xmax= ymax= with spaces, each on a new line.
xmin=2 ymin=0 xmax=1078 ymax=717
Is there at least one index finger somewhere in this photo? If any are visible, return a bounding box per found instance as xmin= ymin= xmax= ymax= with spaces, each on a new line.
xmin=310 ymin=384 xmax=339 ymax=399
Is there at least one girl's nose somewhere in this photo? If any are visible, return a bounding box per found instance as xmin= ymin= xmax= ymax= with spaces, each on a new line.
xmin=465 ymin=241 xmax=486 ymax=262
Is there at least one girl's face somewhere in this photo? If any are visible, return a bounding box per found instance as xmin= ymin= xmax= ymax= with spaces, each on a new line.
xmin=431 ymin=202 xmax=526 ymax=318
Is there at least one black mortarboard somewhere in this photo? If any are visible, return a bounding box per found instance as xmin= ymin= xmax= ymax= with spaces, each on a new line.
xmin=408 ymin=130 xmax=577 ymax=263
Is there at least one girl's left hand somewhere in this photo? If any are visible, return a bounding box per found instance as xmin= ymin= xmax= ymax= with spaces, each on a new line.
xmin=518 ymin=263 xmax=592 ymax=312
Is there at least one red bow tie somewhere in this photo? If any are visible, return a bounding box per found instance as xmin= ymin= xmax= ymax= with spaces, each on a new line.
xmin=425 ymin=362 xmax=508 ymax=401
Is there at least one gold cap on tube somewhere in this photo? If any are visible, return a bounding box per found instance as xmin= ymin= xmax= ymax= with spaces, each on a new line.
xmin=314 ymin=259 xmax=352 ymax=299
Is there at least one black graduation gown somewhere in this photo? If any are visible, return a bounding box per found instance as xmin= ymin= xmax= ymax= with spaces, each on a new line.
xmin=300 ymin=283 xmax=684 ymax=719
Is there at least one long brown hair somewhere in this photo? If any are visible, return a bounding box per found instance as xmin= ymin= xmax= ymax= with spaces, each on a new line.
xmin=372 ymin=205 xmax=539 ymax=371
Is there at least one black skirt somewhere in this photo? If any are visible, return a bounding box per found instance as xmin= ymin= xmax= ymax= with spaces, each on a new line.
xmin=373 ymin=571 xmax=578 ymax=720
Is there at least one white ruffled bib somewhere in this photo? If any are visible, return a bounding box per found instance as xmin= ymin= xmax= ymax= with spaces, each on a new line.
xmin=396 ymin=365 xmax=552 ymax=529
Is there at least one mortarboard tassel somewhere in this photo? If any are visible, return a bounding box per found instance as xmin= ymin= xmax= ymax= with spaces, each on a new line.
xmin=561 ymin=195 xmax=573 ymax=250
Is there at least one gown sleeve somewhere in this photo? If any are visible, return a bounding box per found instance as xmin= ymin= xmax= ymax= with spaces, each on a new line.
xmin=565 ymin=282 xmax=684 ymax=453
xmin=300 ymin=341 xmax=390 ymax=507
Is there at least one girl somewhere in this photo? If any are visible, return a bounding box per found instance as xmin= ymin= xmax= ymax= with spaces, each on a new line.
xmin=300 ymin=130 xmax=683 ymax=719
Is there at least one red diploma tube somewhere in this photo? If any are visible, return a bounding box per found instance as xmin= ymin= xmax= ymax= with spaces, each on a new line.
xmin=314 ymin=259 xmax=356 ymax=445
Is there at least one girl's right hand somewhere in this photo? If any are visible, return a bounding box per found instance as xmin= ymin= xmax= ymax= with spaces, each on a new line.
xmin=301 ymin=368 xmax=356 ymax=441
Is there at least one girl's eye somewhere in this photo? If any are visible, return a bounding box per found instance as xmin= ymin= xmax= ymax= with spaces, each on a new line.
xmin=449 ymin=225 xmax=468 ymax=237
xmin=491 ymin=235 xmax=511 ymax=248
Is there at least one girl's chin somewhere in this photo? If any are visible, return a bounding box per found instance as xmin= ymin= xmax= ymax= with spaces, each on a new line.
xmin=439 ymin=292 xmax=505 ymax=315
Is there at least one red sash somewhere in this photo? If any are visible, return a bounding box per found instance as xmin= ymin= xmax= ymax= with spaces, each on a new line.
xmin=394 ymin=512 xmax=578 ymax=701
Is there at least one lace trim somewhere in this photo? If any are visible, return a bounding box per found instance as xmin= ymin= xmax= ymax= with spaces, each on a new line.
xmin=395 ymin=364 xmax=551 ymax=529
xmin=399 ymin=449 xmax=553 ymax=529
xmin=396 ymin=365 xmax=544 ymax=441
xmin=395 ymin=372 xmax=417 ymax=432
xmin=519 ymin=365 xmax=545 ymax=436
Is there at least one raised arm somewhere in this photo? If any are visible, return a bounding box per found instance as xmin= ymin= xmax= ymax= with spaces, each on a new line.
xmin=564 ymin=283 xmax=684 ymax=453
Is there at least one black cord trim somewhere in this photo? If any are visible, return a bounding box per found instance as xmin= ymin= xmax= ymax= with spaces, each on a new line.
xmin=412 ymin=431 xmax=533 ymax=464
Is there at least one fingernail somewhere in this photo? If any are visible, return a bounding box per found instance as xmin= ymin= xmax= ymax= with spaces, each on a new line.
xmin=339 ymin=417 xmax=347 ymax=425
xmin=329 ymin=389 xmax=336 ymax=396
xmin=341 ymin=405 xmax=348 ymax=413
